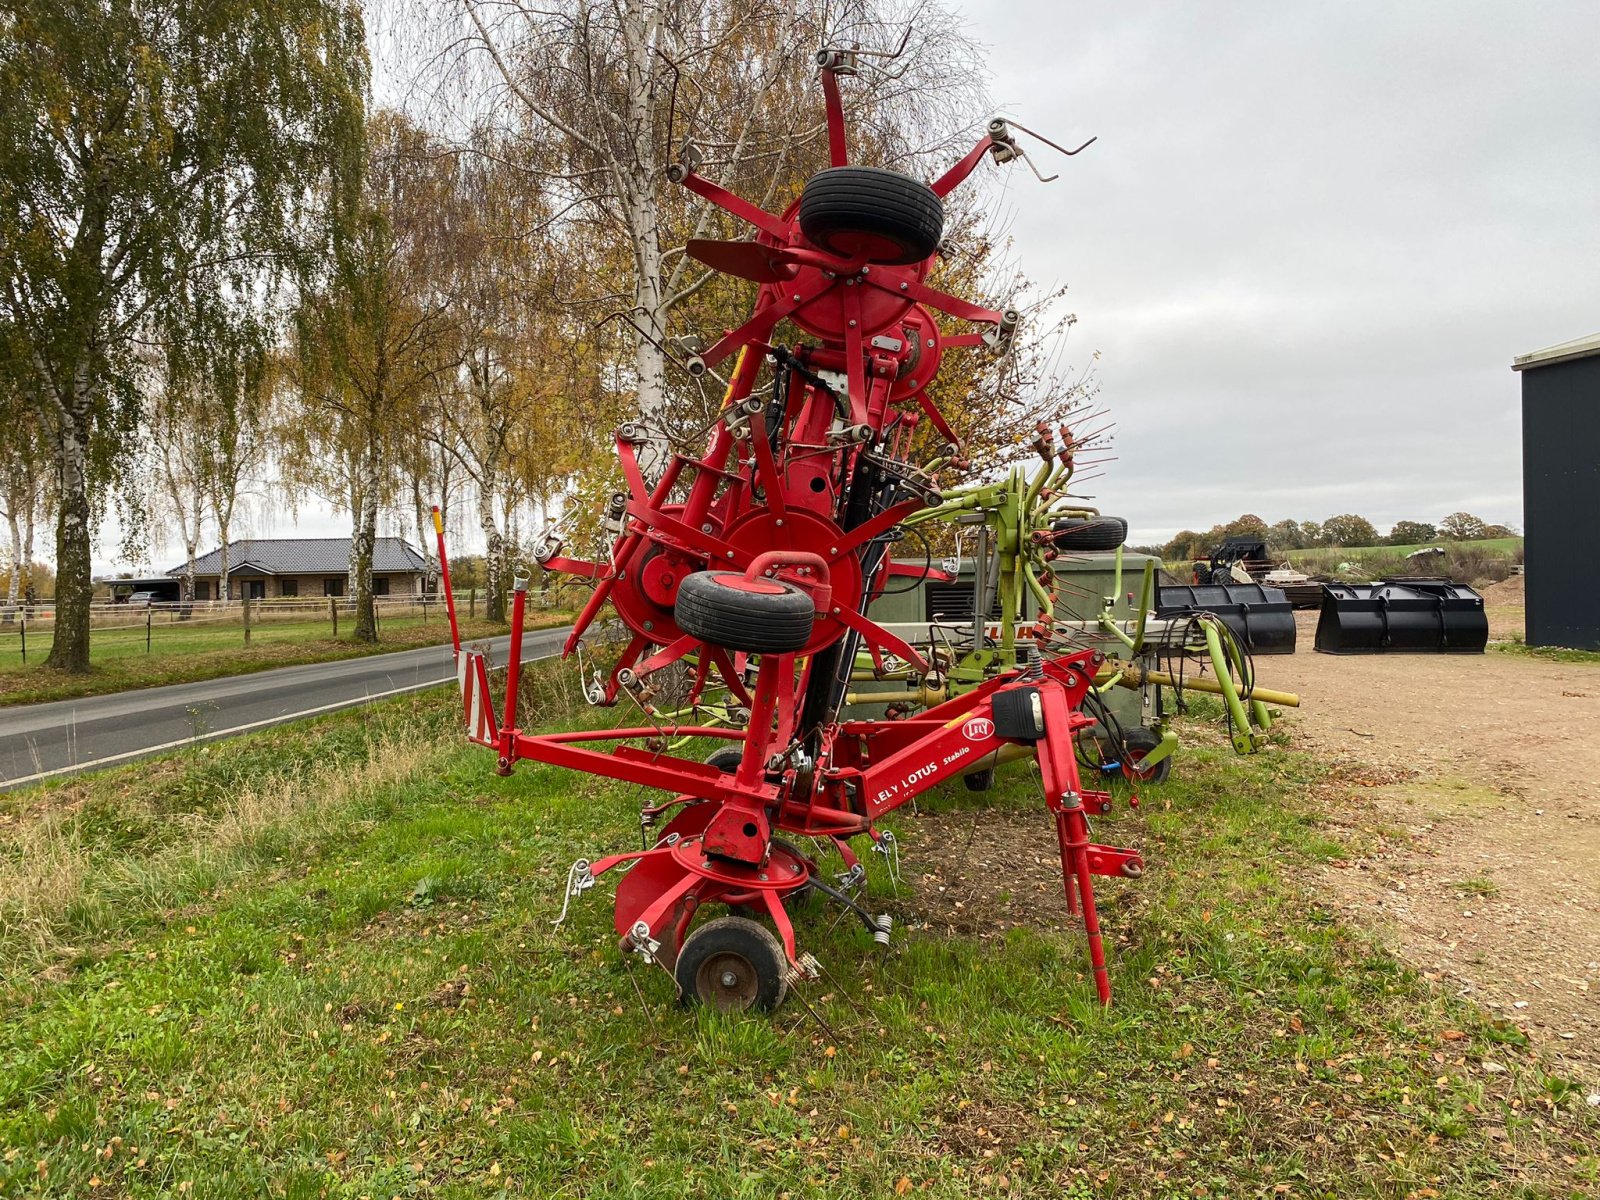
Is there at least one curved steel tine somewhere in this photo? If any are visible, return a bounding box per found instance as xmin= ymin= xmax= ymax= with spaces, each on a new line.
xmin=1006 ymin=117 xmax=1098 ymax=158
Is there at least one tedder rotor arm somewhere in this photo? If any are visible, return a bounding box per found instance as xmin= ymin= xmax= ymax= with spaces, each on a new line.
xmin=839 ymin=652 xmax=1141 ymax=1004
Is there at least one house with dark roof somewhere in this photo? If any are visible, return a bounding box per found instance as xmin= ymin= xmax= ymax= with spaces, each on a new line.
xmin=164 ymin=538 xmax=428 ymax=601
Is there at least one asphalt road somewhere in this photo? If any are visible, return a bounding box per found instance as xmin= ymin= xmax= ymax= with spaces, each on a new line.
xmin=0 ymin=626 xmax=573 ymax=791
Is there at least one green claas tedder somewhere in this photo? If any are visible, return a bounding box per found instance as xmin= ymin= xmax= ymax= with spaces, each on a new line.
xmin=848 ymin=423 xmax=1301 ymax=786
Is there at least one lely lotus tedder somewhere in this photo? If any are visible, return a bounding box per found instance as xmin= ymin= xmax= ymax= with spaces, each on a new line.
xmin=434 ymin=46 xmax=1294 ymax=1013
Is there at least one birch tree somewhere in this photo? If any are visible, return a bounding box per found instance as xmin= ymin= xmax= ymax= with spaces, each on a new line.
xmin=0 ymin=347 xmax=49 ymax=614
xmin=287 ymin=112 xmax=465 ymax=642
xmin=448 ymin=0 xmax=982 ymax=433
xmin=152 ymin=315 xmax=275 ymax=603
xmin=0 ymin=0 xmax=366 ymax=670
xmin=200 ymin=332 xmax=275 ymax=604
xmin=425 ymin=130 xmax=607 ymax=620
xmin=398 ymin=388 xmax=462 ymax=596
xmin=146 ymin=380 xmax=209 ymax=603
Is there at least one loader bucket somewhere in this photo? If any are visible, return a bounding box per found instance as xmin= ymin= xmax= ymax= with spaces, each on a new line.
xmin=1313 ymin=579 xmax=1487 ymax=654
xmin=1155 ymin=583 xmax=1297 ymax=654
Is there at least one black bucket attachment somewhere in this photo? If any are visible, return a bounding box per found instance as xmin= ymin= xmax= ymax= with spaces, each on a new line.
xmin=1156 ymin=583 xmax=1297 ymax=655
xmin=1314 ymin=579 xmax=1487 ymax=654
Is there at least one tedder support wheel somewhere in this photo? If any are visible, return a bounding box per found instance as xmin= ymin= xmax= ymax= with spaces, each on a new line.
xmin=1121 ymin=726 xmax=1174 ymax=785
xmin=704 ymin=744 xmax=744 ymax=773
xmin=674 ymin=570 xmax=815 ymax=654
xmin=675 ymin=916 xmax=789 ymax=1012
xmin=798 ymin=166 xmax=945 ymax=266
xmin=1050 ymin=515 xmax=1128 ymax=552
xmin=962 ymin=767 xmax=996 ymax=791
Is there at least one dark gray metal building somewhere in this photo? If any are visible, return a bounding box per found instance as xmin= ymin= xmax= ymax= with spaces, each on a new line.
xmin=1512 ymin=331 xmax=1600 ymax=649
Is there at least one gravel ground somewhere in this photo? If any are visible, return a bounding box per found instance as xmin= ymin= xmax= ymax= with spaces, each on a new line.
xmin=1272 ymin=603 xmax=1600 ymax=1079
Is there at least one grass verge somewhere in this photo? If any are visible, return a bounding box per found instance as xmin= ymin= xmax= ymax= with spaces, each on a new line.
xmin=1492 ymin=640 xmax=1600 ymax=666
xmin=0 ymin=614 xmax=570 ymax=707
xmin=0 ymin=669 xmax=1594 ymax=1197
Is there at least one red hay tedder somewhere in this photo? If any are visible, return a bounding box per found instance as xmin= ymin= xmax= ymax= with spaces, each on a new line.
xmin=434 ymin=46 xmax=1138 ymax=1013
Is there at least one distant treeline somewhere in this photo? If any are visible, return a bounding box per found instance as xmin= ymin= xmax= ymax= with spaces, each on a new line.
xmin=1143 ymin=512 xmax=1517 ymax=562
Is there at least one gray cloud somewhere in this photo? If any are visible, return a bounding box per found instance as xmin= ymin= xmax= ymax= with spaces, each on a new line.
xmin=964 ymin=0 xmax=1600 ymax=542
xmin=93 ymin=3 xmax=1599 ymax=571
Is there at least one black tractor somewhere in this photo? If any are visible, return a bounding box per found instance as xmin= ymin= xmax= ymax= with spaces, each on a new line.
xmin=1192 ymin=536 xmax=1272 ymax=586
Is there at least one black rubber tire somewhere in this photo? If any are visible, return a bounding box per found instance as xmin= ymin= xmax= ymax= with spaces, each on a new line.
xmin=1050 ymin=515 xmax=1128 ymax=552
xmin=962 ymin=767 xmax=996 ymax=792
xmin=674 ymin=916 xmax=788 ymax=1012
xmin=1121 ymin=726 xmax=1173 ymax=785
xmin=704 ymin=745 xmax=744 ymax=773
xmin=674 ymin=571 xmax=815 ymax=654
xmin=798 ymin=166 xmax=944 ymax=265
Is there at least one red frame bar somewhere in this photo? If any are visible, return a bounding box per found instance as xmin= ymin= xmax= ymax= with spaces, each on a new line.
xmin=432 ymin=506 xmax=461 ymax=656
xmin=931 ymin=133 xmax=994 ymax=198
xmin=821 ymin=66 xmax=849 ymax=166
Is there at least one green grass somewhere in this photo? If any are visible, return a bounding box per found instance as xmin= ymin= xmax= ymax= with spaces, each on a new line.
xmin=1493 ymin=640 xmax=1600 ymax=665
xmin=0 ymin=612 xmax=572 ymax=707
xmin=0 ymin=672 xmax=1594 ymax=1198
xmin=1285 ymin=538 xmax=1523 ymax=564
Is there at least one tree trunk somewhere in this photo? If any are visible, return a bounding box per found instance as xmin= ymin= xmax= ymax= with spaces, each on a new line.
xmin=351 ymin=443 xmax=379 ymax=642
xmin=44 ymin=416 xmax=93 ymax=672
xmin=621 ymin=1 xmax=668 ymax=420
xmin=412 ymin=479 xmax=438 ymax=594
xmin=217 ymin=523 xmax=231 ymax=603
xmin=479 ymin=487 xmax=505 ymax=624
xmin=4 ymin=510 xmax=19 ymax=610
xmin=20 ymin=493 xmax=34 ymax=607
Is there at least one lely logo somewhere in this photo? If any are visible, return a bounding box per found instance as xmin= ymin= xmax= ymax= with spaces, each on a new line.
xmin=962 ymin=717 xmax=994 ymax=741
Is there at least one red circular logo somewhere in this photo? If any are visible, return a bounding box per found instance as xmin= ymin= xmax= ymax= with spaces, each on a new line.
xmin=962 ymin=717 xmax=994 ymax=741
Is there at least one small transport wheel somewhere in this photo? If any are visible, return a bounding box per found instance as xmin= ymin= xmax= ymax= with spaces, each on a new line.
xmin=674 ymin=916 xmax=789 ymax=1012
xmin=674 ymin=570 xmax=815 ymax=654
xmin=1121 ymin=726 xmax=1173 ymax=785
xmin=1049 ymin=515 xmax=1128 ymax=552
xmin=704 ymin=744 xmax=744 ymax=773
xmin=797 ymin=166 xmax=945 ymax=265
xmin=962 ymin=767 xmax=996 ymax=792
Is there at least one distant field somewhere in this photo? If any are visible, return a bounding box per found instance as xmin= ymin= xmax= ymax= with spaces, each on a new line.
xmin=1285 ymin=536 xmax=1522 ymax=564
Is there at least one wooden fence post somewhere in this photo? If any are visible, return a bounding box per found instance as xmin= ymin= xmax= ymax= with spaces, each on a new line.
xmin=242 ymin=590 xmax=252 ymax=647
xmin=330 ymin=595 xmax=338 ymax=639
xmin=18 ymin=613 xmax=24 ymax=663
xmin=146 ymin=605 xmax=152 ymax=654
xmin=469 ymin=588 xmax=476 ymax=619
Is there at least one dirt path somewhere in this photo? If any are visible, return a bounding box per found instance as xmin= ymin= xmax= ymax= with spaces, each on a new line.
xmin=1271 ymin=604 xmax=1600 ymax=1078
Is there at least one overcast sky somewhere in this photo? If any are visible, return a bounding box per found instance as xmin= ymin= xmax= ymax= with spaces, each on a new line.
xmin=102 ymin=0 xmax=1600 ymax=571
xmin=965 ymin=0 xmax=1600 ymax=542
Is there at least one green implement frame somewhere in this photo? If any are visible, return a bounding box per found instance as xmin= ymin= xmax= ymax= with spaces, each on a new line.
xmin=858 ymin=438 xmax=1297 ymax=768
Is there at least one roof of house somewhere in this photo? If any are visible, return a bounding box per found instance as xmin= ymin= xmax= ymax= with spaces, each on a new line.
xmin=1511 ymin=330 xmax=1600 ymax=372
xmin=170 ymin=538 xmax=427 ymax=578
